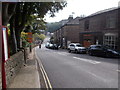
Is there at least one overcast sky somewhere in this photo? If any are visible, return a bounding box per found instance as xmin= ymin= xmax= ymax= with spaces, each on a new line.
xmin=44 ymin=0 xmax=120 ymax=22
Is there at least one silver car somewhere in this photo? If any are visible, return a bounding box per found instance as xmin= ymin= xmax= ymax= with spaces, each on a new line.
xmin=68 ymin=43 xmax=86 ymax=53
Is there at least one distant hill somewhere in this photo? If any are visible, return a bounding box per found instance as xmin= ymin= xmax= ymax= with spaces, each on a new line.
xmin=46 ymin=22 xmax=62 ymax=33
xmin=46 ymin=16 xmax=72 ymax=33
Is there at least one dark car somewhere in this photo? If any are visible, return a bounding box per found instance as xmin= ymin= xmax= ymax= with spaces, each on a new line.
xmin=53 ymin=44 xmax=59 ymax=50
xmin=87 ymin=45 xmax=120 ymax=58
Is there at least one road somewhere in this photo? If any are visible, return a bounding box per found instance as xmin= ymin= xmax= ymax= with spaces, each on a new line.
xmin=35 ymin=37 xmax=118 ymax=88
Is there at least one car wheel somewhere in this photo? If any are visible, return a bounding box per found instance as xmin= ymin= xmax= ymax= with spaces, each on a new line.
xmin=105 ymin=53 xmax=109 ymax=58
xmin=68 ymin=50 xmax=71 ymax=53
xmin=75 ymin=49 xmax=79 ymax=54
xmin=89 ymin=51 xmax=93 ymax=56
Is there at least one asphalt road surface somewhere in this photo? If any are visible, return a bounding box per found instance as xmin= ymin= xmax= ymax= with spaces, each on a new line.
xmin=35 ymin=38 xmax=119 ymax=88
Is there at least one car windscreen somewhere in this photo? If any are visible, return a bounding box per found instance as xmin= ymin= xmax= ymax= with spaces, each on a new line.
xmin=76 ymin=45 xmax=82 ymax=47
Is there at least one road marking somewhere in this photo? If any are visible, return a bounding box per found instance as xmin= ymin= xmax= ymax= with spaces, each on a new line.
xmin=57 ymin=52 xmax=68 ymax=56
xmin=87 ymin=71 xmax=107 ymax=82
xmin=73 ymin=57 xmax=101 ymax=64
xmin=35 ymin=48 xmax=53 ymax=89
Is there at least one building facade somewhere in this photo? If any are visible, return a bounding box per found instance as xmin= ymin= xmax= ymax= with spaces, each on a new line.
xmin=54 ymin=17 xmax=81 ymax=48
xmin=79 ymin=7 xmax=119 ymax=50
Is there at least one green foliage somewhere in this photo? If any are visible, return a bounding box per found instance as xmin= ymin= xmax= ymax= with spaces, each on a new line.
xmin=15 ymin=2 xmax=67 ymax=31
xmin=21 ymin=32 xmax=29 ymax=47
xmin=33 ymin=33 xmax=46 ymax=42
xmin=32 ymin=18 xmax=47 ymax=34
xmin=39 ymin=34 xmax=46 ymax=41
xmin=3 ymin=1 xmax=67 ymax=51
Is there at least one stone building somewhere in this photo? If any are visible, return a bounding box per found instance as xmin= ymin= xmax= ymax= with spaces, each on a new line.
xmin=79 ymin=7 xmax=119 ymax=50
xmin=54 ymin=17 xmax=81 ymax=48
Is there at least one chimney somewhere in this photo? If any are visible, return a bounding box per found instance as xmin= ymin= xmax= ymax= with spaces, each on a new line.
xmin=68 ymin=15 xmax=73 ymax=21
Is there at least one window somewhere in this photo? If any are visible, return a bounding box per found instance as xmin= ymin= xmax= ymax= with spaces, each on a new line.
xmin=95 ymin=46 xmax=102 ymax=48
xmin=84 ymin=20 xmax=89 ymax=30
xmin=76 ymin=45 xmax=82 ymax=47
xmin=103 ymin=35 xmax=118 ymax=49
xmin=70 ymin=44 xmax=74 ymax=47
xmin=106 ymin=15 xmax=116 ymax=28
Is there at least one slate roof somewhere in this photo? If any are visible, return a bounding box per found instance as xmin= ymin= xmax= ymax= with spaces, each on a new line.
xmin=66 ymin=17 xmax=82 ymax=25
xmin=89 ymin=7 xmax=118 ymax=17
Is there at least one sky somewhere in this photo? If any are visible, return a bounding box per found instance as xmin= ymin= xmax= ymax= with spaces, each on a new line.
xmin=44 ymin=0 xmax=120 ymax=23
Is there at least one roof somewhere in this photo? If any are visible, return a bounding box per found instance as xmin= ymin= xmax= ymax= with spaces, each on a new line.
xmin=66 ymin=17 xmax=82 ymax=25
xmin=54 ymin=17 xmax=82 ymax=32
xmin=79 ymin=7 xmax=118 ymax=20
xmin=89 ymin=7 xmax=118 ymax=17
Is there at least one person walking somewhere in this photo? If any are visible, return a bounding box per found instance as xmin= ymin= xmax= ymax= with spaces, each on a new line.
xmin=39 ymin=40 xmax=42 ymax=49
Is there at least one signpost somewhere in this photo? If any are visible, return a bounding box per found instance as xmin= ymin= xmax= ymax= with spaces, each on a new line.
xmin=27 ymin=32 xmax=33 ymax=52
xmin=2 ymin=26 xmax=9 ymax=89
xmin=27 ymin=32 xmax=33 ymax=43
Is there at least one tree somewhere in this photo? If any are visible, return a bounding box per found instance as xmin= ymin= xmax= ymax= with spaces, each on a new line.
xmin=2 ymin=3 xmax=17 ymax=54
xmin=2 ymin=3 xmax=17 ymax=26
xmin=32 ymin=17 xmax=47 ymax=34
xmin=14 ymin=2 xmax=67 ymax=49
xmin=2 ymin=1 xmax=67 ymax=53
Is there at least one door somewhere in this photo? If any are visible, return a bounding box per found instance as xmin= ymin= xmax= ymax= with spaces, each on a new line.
xmin=83 ymin=40 xmax=91 ymax=47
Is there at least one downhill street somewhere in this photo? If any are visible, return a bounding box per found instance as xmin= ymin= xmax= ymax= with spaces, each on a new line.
xmin=35 ymin=38 xmax=118 ymax=88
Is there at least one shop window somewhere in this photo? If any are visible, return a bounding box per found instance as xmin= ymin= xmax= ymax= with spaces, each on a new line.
xmin=103 ymin=35 xmax=118 ymax=49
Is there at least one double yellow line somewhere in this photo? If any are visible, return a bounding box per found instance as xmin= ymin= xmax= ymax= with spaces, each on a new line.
xmin=35 ymin=48 xmax=53 ymax=90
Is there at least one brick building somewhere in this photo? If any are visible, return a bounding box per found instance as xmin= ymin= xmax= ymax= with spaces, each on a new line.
xmin=79 ymin=7 xmax=119 ymax=51
xmin=54 ymin=17 xmax=81 ymax=48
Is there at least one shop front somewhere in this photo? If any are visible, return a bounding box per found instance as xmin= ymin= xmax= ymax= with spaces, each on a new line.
xmin=103 ymin=33 xmax=118 ymax=50
xmin=80 ymin=32 xmax=103 ymax=47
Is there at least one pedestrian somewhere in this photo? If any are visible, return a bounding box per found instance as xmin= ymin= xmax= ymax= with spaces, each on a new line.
xmin=39 ymin=43 xmax=41 ymax=48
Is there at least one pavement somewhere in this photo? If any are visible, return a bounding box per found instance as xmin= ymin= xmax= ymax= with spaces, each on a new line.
xmin=8 ymin=49 xmax=41 ymax=88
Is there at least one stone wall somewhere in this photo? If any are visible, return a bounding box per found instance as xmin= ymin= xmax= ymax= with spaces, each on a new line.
xmin=5 ymin=48 xmax=29 ymax=87
xmin=5 ymin=51 xmax=24 ymax=87
xmin=0 ymin=45 xmax=35 ymax=89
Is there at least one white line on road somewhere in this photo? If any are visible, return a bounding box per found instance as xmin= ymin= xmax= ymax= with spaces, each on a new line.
xmin=73 ymin=57 xmax=101 ymax=64
xmin=87 ymin=71 xmax=108 ymax=82
xmin=57 ymin=52 xmax=68 ymax=56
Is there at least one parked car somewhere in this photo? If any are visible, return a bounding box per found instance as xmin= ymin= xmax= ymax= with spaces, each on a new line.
xmin=45 ymin=42 xmax=50 ymax=48
xmin=53 ymin=44 xmax=59 ymax=50
xmin=45 ymin=43 xmax=58 ymax=50
xmin=68 ymin=43 xmax=86 ymax=53
xmin=87 ymin=45 xmax=120 ymax=58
